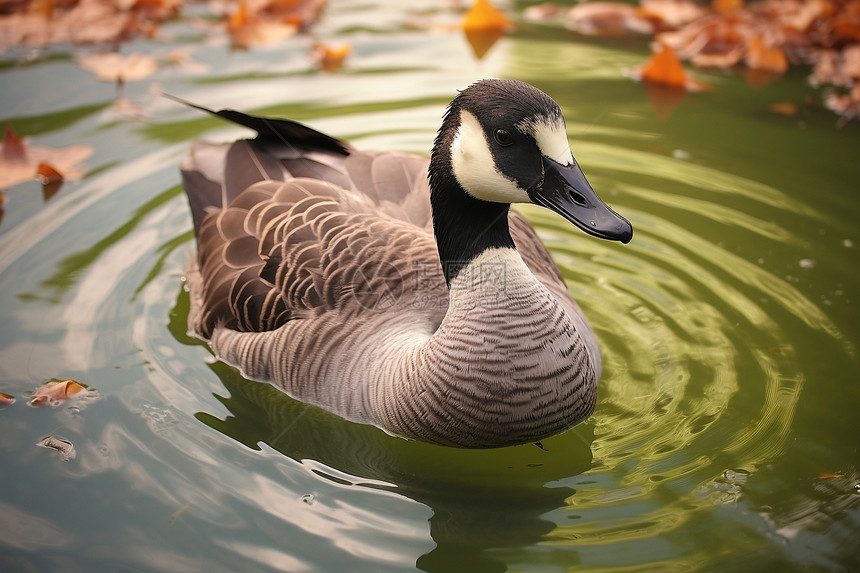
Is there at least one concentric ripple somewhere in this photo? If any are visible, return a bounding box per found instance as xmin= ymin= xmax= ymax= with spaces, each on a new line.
xmin=520 ymin=140 xmax=848 ymax=556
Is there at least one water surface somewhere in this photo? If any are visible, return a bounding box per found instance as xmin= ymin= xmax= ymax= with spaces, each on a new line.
xmin=1 ymin=1 xmax=858 ymax=571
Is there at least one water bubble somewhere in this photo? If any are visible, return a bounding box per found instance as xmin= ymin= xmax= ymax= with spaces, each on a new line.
xmin=301 ymin=494 xmax=315 ymax=505
xmin=798 ymin=259 xmax=815 ymax=269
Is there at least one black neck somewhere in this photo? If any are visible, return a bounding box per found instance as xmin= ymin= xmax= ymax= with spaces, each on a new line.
xmin=429 ymin=146 xmax=515 ymax=286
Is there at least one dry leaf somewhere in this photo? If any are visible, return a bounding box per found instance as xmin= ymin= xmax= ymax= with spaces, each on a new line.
xmin=566 ymin=2 xmax=655 ymax=36
xmin=0 ymin=391 xmax=15 ymax=407
xmin=311 ymin=42 xmax=350 ymax=72
xmin=640 ymin=0 xmax=705 ymax=28
xmin=36 ymin=435 xmax=76 ymax=461
xmin=76 ymin=51 xmax=158 ymax=83
xmin=225 ymin=0 xmax=324 ymax=48
xmin=462 ymin=0 xmax=513 ymax=32
xmin=768 ymin=101 xmax=798 ymax=115
xmin=523 ymin=3 xmax=564 ymax=22
xmin=27 ymin=379 xmax=87 ymax=407
xmin=0 ymin=124 xmax=92 ymax=190
xmin=711 ymin=0 xmax=743 ymax=13
xmin=636 ymin=42 xmax=709 ymax=90
xmin=746 ymin=35 xmax=788 ymax=73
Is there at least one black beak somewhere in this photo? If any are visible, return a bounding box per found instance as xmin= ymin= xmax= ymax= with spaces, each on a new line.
xmin=530 ymin=156 xmax=633 ymax=244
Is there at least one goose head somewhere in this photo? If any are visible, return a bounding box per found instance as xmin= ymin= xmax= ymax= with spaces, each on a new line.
xmin=429 ymin=79 xmax=632 ymax=281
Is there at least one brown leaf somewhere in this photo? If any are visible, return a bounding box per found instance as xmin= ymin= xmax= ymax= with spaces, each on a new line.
xmin=27 ymin=379 xmax=86 ymax=407
xmin=311 ymin=42 xmax=350 ymax=72
xmin=768 ymin=101 xmax=798 ymax=115
xmin=2 ymin=123 xmax=28 ymax=163
xmin=566 ymin=2 xmax=655 ymax=36
xmin=0 ymin=126 xmax=92 ymax=190
xmin=640 ymin=0 xmax=706 ymax=28
xmin=36 ymin=435 xmax=76 ymax=461
xmin=711 ymin=0 xmax=743 ymax=13
xmin=746 ymin=35 xmax=788 ymax=73
xmin=76 ymin=51 xmax=158 ymax=83
xmin=0 ymin=391 xmax=15 ymax=407
xmin=523 ymin=3 xmax=564 ymax=22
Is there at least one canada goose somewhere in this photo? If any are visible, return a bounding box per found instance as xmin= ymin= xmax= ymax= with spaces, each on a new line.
xmin=179 ymin=79 xmax=632 ymax=448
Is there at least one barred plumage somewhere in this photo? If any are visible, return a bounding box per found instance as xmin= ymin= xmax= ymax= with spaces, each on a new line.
xmin=180 ymin=80 xmax=631 ymax=448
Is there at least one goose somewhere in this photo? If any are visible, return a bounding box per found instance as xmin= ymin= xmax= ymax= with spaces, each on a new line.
xmin=178 ymin=79 xmax=632 ymax=448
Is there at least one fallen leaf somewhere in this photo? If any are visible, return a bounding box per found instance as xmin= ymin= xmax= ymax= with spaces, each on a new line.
xmin=746 ymin=35 xmax=788 ymax=73
xmin=27 ymin=379 xmax=87 ymax=407
xmin=566 ymin=2 xmax=655 ymax=36
xmin=311 ymin=42 xmax=350 ymax=72
xmin=37 ymin=162 xmax=64 ymax=185
xmin=640 ymin=0 xmax=706 ymax=28
xmin=523 ymin=3 xmax=564 ymax=22
xmin=2 ymin=123 xmax=28 ymax=163
xmin=36 ymin=435 xmax=76 ymax=461
xmin=76 ymin=51 xmax=159 ymax=83
xmin=711 ymin=0 xmax=743 ymax=13
xmin=224 ymin=0 xmax=324 ymax=48
xmin=636 ymin=42 xmax=709 ymax=90
xmin=0 ymin=125 xmax=92 ymax=190
xmin=0 ymin=391 xmax=15 ymax=407
xmin=768 ymin=101 xmax=798 ymax=115
xmin=462 ymin=0 xmax=513 ymax=32
xmin=819 ymin=472 xmax=845 ymax=479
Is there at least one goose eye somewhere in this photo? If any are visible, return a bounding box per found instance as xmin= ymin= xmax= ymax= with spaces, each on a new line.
xmin=494 ymin=129 xmax=513 ymax=147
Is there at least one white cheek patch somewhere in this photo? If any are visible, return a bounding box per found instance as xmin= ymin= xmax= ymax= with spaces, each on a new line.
xmin=517 ymin=116 xmax=573 ymax=166
xmin=451 ymin=110 xmax=531 ymax=204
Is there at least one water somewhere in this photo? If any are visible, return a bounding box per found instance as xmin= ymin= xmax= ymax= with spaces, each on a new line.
xmin=1 ymin=1 xmax=859 ymax=571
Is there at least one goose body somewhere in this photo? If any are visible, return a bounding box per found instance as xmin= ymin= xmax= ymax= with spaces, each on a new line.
xmin=180 ymin=80 xmax=632 ymax=448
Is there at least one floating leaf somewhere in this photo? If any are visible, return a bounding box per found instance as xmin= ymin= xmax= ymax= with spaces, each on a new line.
xmin=27 ymin=379 xmax=87 ymax=407
xmin=76 ymin=52 xmax=159 ymax=83
xmin=711 ymin=0 xmax=743 ymax=13
xmin=636 ymin=42 xmax=709 ymax=91
xmin=640 ymin=0 xmax=705 ymax=28
xmin=746 ymin=35 xmax=788 ymax=74
xmin=768 ymin=102 xmax=798 ymax=116
xmin=462 ymin=0 xmax=513 ymax=32
xmin=311 ymin=42 xmax=351 ymax=72
xmin=566 ymin=2 xmax=655 ymax=36
xmin=36 ymin=435 xmax=76 ymax=461
xmin=0 ymin=124 xmax=92 ymax=191
xmin=0 ymin=391 xmax=15 ymax=408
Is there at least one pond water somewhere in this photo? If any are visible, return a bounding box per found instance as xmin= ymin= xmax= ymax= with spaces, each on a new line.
xmin=1 ymin=1 xmax=859 ymax=571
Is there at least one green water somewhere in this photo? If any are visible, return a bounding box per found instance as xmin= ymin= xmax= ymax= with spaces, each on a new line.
xmin=1 ymin=1 xmax=858 ymax=571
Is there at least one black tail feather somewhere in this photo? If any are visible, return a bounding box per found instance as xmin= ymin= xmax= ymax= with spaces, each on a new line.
xmin=165 ymin=93 xmax=350 ymax=156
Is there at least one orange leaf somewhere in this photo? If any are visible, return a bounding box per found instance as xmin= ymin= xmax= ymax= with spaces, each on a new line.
xmin=228 ymin=1 xmax=250 ymax=32
xmin=638 ymin=43 xmax=710 ymax=91
xmin=641 ymin=43 xmax=689 ymax=88
xmin=0 ymin=391 xmax=14 ymax=407
xmin=27 ymin=379 xmax=86 ymax=407
xmin=768 ymin=102 xmax=798 ymax=116
xmin=37 ymin=162 xmax=64 ymax=185
xmin=462 ymin=0 xmax=513 ymax=32
xmin=746 ymin=36 xmax=787 ymax=74
xmin=818 ymin=472 xmax=844 ymax=479
xmin=312 ymin=42 xmax=351 ymax=72
xmin=711 ymin=0 xmax=743 ymax=13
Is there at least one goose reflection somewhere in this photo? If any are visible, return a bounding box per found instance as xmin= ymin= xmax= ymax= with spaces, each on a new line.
xmin=192 ymin=359 xmax=593 ymax=573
